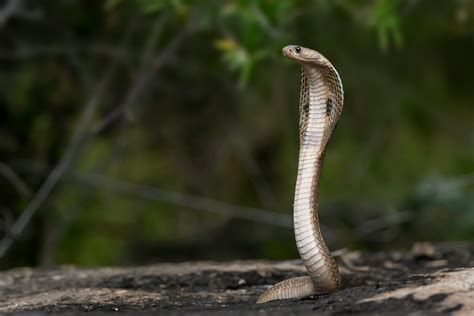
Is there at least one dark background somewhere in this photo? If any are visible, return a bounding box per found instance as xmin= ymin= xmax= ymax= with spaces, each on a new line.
xmin=0 ymin=0 xmax=473 ymax=269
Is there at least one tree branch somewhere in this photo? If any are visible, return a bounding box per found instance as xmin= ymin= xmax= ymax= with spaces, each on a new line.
xmin=91 ymin=11 xmax=199 ymax=134
xmin=0 ymin=162 xmax=31 ymax=198
xmin=0 ymin=0 xmax=42 ymax=27
xmin=15 ymin=161 xmax=292 ymax=229
xmin=0 ymin=22 xmax=132 ymax=258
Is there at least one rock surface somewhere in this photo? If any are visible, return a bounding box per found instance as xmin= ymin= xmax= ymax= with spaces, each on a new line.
xmin=1 ymin=243 xmax=473 ymax=315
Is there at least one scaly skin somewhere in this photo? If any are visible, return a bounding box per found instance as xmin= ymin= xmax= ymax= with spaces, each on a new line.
xmin=257 ymin=45 xmax=344 ymax=304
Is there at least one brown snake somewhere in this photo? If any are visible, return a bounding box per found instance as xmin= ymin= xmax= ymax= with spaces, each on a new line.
xmin=257 ymin=45 xmax=343 ymax=303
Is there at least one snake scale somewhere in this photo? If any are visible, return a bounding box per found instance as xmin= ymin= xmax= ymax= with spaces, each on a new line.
xmin=257 ymin=45 xmax=344 ymax=303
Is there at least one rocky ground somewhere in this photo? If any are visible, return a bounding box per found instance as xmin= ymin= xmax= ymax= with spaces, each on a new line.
xmin=0 ymin=242 xmax=473 ymax=315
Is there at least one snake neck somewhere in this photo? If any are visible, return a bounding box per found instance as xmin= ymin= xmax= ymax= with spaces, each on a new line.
xmin=293 ymin=67 xmax=341 ymax=292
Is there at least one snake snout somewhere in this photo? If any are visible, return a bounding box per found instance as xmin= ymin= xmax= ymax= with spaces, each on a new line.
xmin=282 ymin=45 xmax=301 ymax=57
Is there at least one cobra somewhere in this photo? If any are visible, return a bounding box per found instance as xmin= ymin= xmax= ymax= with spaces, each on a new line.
xmin=257 ymin=45 xmax=343 ymax=303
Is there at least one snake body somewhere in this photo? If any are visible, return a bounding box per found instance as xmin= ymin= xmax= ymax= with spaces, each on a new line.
xmin=257 ymin=45 xmax=344 ymax=303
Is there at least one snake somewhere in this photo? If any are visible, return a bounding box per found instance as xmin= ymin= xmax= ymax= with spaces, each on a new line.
xmin=256 ymin=45 xmax=344 ymax=303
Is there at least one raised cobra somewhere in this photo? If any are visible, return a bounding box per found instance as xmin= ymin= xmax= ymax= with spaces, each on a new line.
xmin=257 ymin=45 xmax=343 ymax=303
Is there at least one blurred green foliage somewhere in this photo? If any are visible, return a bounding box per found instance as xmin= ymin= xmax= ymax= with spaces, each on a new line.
xmin=0 ymin=0 xmax=473 ymax=268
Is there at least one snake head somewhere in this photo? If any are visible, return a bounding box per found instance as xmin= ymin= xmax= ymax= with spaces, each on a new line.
xmin=283 ymin=44 xmax=344 ymax=141
xmin=282 ymin=45 xmax=331 ymax=67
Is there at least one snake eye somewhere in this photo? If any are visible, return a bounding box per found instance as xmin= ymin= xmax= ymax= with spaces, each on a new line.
xmin=294 ymin=46 xmax=302 ymax=53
